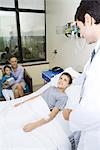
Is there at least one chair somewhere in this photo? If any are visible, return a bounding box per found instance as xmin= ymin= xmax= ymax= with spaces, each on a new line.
xmin=0 ymin=69 xmax=33 ymax=101
xmin=23 ymin=69 xmax=33 ymax=94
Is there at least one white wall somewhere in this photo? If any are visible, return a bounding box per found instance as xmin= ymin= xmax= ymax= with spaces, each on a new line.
xmin=46 ymin=0 xmax=95 ymax=72
xmin=24 ymin=63 xmax=49 ymax=86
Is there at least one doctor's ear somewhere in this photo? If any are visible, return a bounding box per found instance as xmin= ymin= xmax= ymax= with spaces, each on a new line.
xmin=84 ymin=13 xmax=95 ymax=26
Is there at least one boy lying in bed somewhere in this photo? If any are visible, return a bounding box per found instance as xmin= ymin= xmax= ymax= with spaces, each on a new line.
xmin=14 ymin=72 xmax=72 ymax=132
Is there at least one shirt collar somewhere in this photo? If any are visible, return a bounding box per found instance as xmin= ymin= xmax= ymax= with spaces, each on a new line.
xmin=94 ymin=39 xmax=100 ymax=53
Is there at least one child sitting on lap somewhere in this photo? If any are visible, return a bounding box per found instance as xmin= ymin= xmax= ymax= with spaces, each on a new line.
xmin=1 ymin=65 xmax=15 ymax=101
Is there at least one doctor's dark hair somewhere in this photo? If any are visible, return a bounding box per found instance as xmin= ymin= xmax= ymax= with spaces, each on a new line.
xmin=60 ymin=72 xmax=72 ymax=84
xmin=75 ymin=0 xmax=100 ymax=24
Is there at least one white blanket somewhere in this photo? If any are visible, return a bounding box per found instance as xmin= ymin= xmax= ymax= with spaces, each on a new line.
xmin=0 ymin=96 xmax=71 ymax=150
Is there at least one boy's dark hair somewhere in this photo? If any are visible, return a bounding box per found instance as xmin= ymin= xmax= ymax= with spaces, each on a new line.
xmin=75 ymin=0 xmax=100 ymax=24
xmin=61 ymin=72 xmax=72 ymax=84
xmin=3 ymin=65 xmax=11 ymax=72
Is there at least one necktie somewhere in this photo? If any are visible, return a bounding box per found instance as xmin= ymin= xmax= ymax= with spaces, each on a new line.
xmin=79 ymin=74 xmax=86 ymax=102
xmin=90 ymin=49 xmax=95 ymax=62
xmin=80 ymin=49 xmax=96 ymax=102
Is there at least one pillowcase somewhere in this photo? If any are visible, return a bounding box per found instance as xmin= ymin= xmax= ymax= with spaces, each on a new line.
xmin=65 ymin=84 xmax=81 ymax=110
xmin=51 ymin=67 xmax=80 ymax=87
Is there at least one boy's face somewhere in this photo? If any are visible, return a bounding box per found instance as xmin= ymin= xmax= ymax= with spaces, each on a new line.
xmin=77 ymin=14 xmax=96 ymax=44
xmin=5 ymin=68 xmax=11 ymax=76
xmin=57 ymin=74 xmax=70 ymax=90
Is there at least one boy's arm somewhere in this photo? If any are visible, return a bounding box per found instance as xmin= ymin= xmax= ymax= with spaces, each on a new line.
xmin=23 ymin=107 xmax=60 ymax=132
xmin=1 ymin=76 xmax=6 ymax=84
xmin=14 ymin=95 xmax=40 ymax=107
xmin=63 ymin=109 xmax=72 ymax=120
xmin=14 ymin=88 xmax=48 ymax=107
xmin=1 ymin=76 xmax=9 ymax=89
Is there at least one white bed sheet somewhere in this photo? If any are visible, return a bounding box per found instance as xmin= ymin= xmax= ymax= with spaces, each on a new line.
xmin=0 ymin=67 xmax=81 ymax=150
xmin=0 ymin=97 xmax=71 ymax=150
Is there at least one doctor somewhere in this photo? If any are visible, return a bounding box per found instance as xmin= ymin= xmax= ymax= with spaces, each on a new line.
xmin=69 ymin=1 xmax=100 ymax=150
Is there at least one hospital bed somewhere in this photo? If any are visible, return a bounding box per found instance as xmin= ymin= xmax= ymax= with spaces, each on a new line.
xmin=0 ymin=67 xmax=81 ymax=150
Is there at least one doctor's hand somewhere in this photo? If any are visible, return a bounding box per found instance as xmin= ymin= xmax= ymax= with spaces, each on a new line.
xmin=23 ymin=122 xmax=37 ymax=132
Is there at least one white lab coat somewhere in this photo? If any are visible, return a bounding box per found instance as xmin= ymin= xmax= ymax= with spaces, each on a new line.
xmin=69 ymin=39 xmax=100 ymax=150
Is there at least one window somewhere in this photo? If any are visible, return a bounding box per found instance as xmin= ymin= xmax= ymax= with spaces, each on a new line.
xmin=0 ymin=0 xmax=15 ymax=8
xmin=0 ymin=11 xmax=18 ymax=63
xmin=18 ymin=0 xmax=44 ymax=10
xmin=0 ymin=0 xmax=46 ymax=64
xmin=20 ymin=13 xmax=45 ymax=61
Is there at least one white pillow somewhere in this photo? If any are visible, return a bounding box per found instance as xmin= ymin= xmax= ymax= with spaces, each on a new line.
xmin=51 ymin=67 xmax=80 ymax=87
xmin=65 ymin=84 xmax=81 ymax=110
xmin=64 ymin=67 xmax=80 ymax=78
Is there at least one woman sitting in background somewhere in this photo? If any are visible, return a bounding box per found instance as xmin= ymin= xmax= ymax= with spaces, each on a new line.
xmin=9 ymin=56 xmax=26 ymax=98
